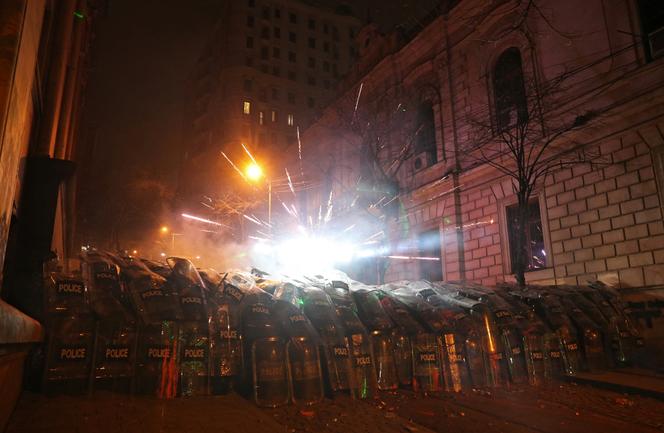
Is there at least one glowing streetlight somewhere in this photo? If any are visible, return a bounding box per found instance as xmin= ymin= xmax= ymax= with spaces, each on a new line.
xmin=160 ymin=226 xmax=169 ymax=234
xmin=244 ymin=162 xmax=271 ymax=229
xmin=245 ymin=163 xmax=263 ymax=181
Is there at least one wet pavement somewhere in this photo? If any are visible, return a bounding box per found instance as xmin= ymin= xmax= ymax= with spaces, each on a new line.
xmin=6 ymin=383 xmax=664 ymax=433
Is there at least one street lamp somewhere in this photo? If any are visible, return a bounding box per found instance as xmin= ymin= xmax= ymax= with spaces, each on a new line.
xmin=245 ymin=162 xmax=272 ymax=227
xmin=246 ymin=162 xmax=263 ymax=181
xmin=159 ymin=225 xmax=182 ymax=252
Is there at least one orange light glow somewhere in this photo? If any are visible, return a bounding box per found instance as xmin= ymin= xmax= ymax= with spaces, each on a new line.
xmin=245 ymin=163 xmax=263 ymax=181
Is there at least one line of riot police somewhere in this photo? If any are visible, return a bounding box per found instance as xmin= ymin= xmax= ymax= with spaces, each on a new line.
xmin=40 ymin=251 xmax=645 ymax=406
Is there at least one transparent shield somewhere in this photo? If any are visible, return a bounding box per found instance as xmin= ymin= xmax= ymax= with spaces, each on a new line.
xmin=412 ymin=333 xmax=443 ymax=392
xmin=252 ymin=338 xmax=289 ymax=407
xmin=371 ymin=332 xmax=398 ymax=390
xmin=287 ymin=337 xmax=323 ymax=405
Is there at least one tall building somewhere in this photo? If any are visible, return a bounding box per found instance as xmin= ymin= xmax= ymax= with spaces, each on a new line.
xmin=178 ymin=0 xmax=362 ymax=207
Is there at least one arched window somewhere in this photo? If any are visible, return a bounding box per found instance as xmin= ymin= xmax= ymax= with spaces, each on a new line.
xmin=414 ymin=102 xmax=437 ymax=169
xmin=493 ymin=48 xmax=527 ymax=131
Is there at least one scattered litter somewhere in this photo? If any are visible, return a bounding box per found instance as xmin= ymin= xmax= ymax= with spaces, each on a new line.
xmin=614 ymin=397 xmax=634 ymax=407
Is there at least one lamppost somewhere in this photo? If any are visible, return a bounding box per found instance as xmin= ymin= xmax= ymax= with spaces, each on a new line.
xmin=159 ymin=226 xmax=183 ymax=253
xmin=245 ymin=162 xmax=272 ymax=227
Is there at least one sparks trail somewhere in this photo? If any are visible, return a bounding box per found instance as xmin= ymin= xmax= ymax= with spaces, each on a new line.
xmin=386 ymin=255 xmax=441 ymax=261
xmin=296 ymin=126 xmax=304 ymax=177
xmin=221 ymin=151 xmax=249 ymax=183
xmin=352 ymin=82 xmax=364 ymax=123
xmin=284 ymin=168 xmax=296 ymax=196
xmin=181 ymin=213 xmax=228 ymax=227
xmin=242 ymin=143 xmax=258 ymax=165
xmin=243 ymin=214 xmax=262 ymax=226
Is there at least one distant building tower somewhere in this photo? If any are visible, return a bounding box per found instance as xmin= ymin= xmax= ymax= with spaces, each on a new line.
xmin=178 ymin=0 xmax=361 ymax=211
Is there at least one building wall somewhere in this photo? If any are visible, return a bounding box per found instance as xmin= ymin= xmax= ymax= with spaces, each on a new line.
xmin=0 ymin=0 xmax=44 ymax=287
xmin=300 ymin=0 xmax=664 ymax=291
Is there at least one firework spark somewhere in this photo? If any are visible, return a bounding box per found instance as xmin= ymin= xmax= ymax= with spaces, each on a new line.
xmin=386 ymin=255 xmax=440 ymax=261
xmin=181 ymin=213 xmax=228 ymax=227
xmin=242 ymin=143 xmax=258 ymax=164
xmin=221 ymin=151 xmax=249 ymax=183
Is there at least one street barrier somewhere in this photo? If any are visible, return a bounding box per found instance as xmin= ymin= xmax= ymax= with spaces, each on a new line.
xmin=40 ymin=250 xmax=648 ymax=407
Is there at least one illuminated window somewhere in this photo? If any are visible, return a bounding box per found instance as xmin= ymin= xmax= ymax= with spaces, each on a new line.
xmin=259 ymin=111 xmax=264 ymax=125
xmin=418 ymin=230 xmax=442 ymax=281
xmin=243 ymin=101 xmax=251 ymax=114
xmin=506 ymin=200 xmax=547 ymax=271
xmin=271 ymin=110 xmax=277 ymax=122
xmin=287 ymin=114 xmax=294 ymax=126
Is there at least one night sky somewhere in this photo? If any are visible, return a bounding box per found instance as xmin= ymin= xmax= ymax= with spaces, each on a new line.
xmin=77 ymin=0 xmax=439 ymax=250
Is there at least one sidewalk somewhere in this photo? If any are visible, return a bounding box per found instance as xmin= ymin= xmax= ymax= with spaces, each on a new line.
xmin=566 ymin=368 xmax=664 ymax=400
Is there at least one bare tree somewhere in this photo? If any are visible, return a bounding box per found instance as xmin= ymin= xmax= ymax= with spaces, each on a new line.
xmin=463 ymin=66 xmax=606 ymax=287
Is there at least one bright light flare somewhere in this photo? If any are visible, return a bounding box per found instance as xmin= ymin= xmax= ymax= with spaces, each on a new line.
xmin=246 ymin=163 xmax=263 ymax=181
xmin=251 ymin=235 xmax=357 ymax=273
xmin=278 ymin=237 xmax=355 ymax=271
xmin=160 ymin=226 xmax=169 ymax=234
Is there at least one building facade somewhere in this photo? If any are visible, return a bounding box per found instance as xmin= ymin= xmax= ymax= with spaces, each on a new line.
xmin=178 ymin=0 xmax=361 ymax=208
xmin=0 ymin=0 xmax=100 ymax=428
xmin=299 ymin=0 xmax=664 ymax=339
